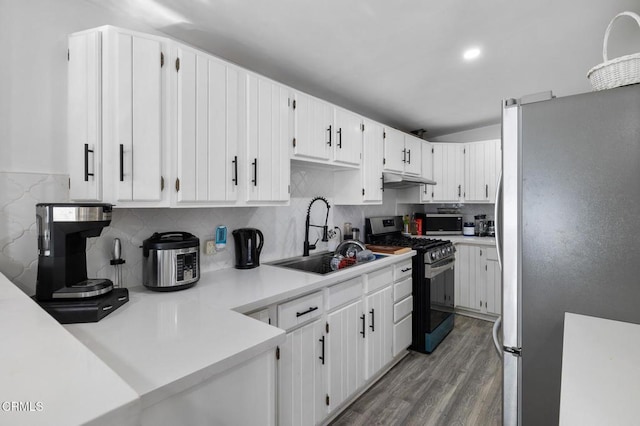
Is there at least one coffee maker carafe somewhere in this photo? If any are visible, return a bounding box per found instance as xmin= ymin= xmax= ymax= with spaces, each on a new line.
xmin=232 ymin=228 xmax=264 ymax=269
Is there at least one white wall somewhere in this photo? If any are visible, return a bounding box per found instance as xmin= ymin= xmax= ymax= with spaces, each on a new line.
xmin=0 ymin=0 xmax=163 ymax=174
xmin=429 ymin=123 xmax=500 ymax=143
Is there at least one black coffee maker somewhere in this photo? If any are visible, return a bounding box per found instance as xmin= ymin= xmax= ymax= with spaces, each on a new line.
xmin=232 ymin=228 xmax=264 ymax=269
xmin=34 ymin=203 xmax=128 ymax=323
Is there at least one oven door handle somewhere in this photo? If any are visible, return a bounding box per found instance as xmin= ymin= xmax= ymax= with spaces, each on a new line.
xmin=425 ymin=258 xmax=455 ymax=279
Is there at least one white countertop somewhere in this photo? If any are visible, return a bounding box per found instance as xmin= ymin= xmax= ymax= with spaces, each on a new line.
xmin=0 ymin=273 xmax=140 ymax=426
xmin=444 ymin=235 xmax=496 ymax=246
xmin=65 ymin=250 xmax=415 ymax=409
xmin=560 ymin=313 xmax=640 ymax=425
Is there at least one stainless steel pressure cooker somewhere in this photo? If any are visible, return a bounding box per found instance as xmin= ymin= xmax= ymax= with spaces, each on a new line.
xmin=142 ymin=232 xmax=200 ymax=291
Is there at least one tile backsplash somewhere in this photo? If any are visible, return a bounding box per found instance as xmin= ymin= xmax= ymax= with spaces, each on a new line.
xmin=0 ymin=166 xmax=421 ymax=295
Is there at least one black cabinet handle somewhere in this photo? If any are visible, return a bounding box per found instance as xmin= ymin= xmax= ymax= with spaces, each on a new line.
xmin=486 ymin=184 xmax=489 ymax=198
xmin=360 ymin=314 xmax=366 ymax=338
xmin=119 ymin=144 xmax=124 ymax=182
xmin=380 ymin=174 xmax=384 ymax=192
xmin=84 ymin=144 xmax=94 ymax=181
xmin=402 ymin=148 xmax=406 ymax=163
xmin=407 ymin=149 xmax=411 ymax=164
xmin=401 ymin=267 xmax=412 ymax=272
xmin=232 ymin=156 xmax=238 ymax=186
xmin=252 ymin=159 xmax=257 ymax=186
xmin=458 ymin=185 xmax=461 ymax=197
xmin=296 ymin=306 xmax=318 ymax=317
xmin=369 ymin=308 xmax=375 ymax=332
xmin=337 ymin=128 xmax=342 ymax=148
xmin=327 ymin=125 xmax=332 ymax=146
xmin=319 ymin=335 xmax=325 ymax=365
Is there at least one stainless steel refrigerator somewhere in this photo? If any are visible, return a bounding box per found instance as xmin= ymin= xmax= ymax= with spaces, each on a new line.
xmin=497 ymin=84 xmax=640 ymax=425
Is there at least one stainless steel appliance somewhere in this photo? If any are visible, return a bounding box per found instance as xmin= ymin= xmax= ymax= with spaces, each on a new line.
xmin=365 ymin=216 xmax=456 ymax=353
xmin=474 ymin=214 xmax=487 ymax=236
xmin=232 ymin=228 xmax=264 ymax=269
xmin=34 ymin=203 xmax=129 ymax=323
xmin=142 ymin=232 xmax=200 ymax=291
xmin=498 ymin=85 xmax=640 ymax=425
xmin=416 ymin=213 xmax=463 ymax=235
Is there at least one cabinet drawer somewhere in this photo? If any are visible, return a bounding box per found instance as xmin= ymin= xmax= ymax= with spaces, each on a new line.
xmin=394 ymin=295 xmax=413 ymax=322
xmin=394 ymin=260 xmax=414 ymax=282
xmin=278 ymin=291 xmax=324 ymax=331
xmin=366 ymin=266 xmax=393 ymax=294
xmin=485 ymin=247 xmax=498 ymax=261
xmin=327 ymin=277 xmax=362 ymax=311
xmin=393 ymin=313 xmax=412 ymax=357
xmin=393 ymin=277 xmax=412 ymax=302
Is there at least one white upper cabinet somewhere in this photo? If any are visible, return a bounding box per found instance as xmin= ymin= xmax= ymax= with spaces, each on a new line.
xmin=431 ymin=143 xmax=465 ymax=202
xmin=383 ymin=128 xmax=421 ymax=175
xmin=333 ymin=107 xmax=362 ymax=166
xmin=333 ymin=118 xmax=383 ymax=205
xmin=68 ymin=31 xmax=102 ymax=201
xmin=246 ymin=74 xmax=291 ymax=203
xmin=68 ymin=26 xmax=167 ymax=205
xmin=110 ymin=31 xmax=164 ymax=204
xmin=293 ymin=92 xmax=333 ymax=161
xmin=464 ymin=139 xmax=501 ymax=203
xmin=292 ymin=92 xmax=362 ymax=167
xmin=174 ymin=46 xmax=241 ymax=205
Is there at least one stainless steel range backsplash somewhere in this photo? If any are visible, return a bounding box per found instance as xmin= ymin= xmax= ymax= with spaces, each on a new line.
xmin=0 ymin=167 xmax=421 ymax=295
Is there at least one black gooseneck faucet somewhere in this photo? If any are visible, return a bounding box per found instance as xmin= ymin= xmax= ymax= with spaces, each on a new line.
xmin=303 ymin=196 xmax=330 ymax=256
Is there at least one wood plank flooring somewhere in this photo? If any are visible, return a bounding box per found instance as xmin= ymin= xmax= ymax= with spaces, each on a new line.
xmin=330 ymin=315 xmax=502 ymax=426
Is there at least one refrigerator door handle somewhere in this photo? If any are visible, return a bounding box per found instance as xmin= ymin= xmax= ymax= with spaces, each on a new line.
xmin=494 ymin=170 xmax=503 ymax=270
xmin=492 ymin=316 xmax=503 ymax=357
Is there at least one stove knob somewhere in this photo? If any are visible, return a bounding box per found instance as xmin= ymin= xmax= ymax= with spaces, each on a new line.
xmin=430 ymin=252 xmax=437 ymax=260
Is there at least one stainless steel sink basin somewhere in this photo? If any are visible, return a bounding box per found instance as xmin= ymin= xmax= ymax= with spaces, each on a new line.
xmin=269 ymin=251 xmax=386 ymax=275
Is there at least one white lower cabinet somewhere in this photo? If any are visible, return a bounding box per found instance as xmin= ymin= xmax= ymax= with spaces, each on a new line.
xmin=326 ymin=299 xmax=365 ymax=413
xmin=277 ymin=318 xmax=326 ymax=426
xmin=454 ymin=244 xmax=501 ymax=316
xmin=364 ymin=285 xmax=393 ymax=380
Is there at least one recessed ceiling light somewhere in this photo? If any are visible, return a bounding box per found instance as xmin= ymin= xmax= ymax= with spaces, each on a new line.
xmin=463 ymin=48 xmax=481 ymax=61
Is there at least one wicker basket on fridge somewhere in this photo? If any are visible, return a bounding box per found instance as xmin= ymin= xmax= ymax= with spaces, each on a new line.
xmin=587 ymin=11 xmax=640 ymax=91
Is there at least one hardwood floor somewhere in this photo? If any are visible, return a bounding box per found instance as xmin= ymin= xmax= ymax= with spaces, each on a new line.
xmin=330 ymin=315 xmax=502 ymax=426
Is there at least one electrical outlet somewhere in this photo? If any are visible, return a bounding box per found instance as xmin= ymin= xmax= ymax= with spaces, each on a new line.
xmin=205 ymin=240 xmax=216 ymax=255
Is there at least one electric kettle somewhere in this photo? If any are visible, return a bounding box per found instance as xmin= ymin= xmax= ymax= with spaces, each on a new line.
xmin=232 ymin=228 xmax=264 ymax=269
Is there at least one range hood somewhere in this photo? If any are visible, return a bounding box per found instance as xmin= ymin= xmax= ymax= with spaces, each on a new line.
xmin=383 ymin=172 xmax=437 ymax=189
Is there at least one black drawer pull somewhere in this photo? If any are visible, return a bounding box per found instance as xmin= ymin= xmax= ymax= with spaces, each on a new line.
xmin=119 ymin=144 xmax=124 ymax=182
xmin=319 ymin=335 xmax=325 ymax=365
xmin=360 ymin=314 xmax=366 ymax=338
xmin=401 ymin=267 xmax=412 ymax=272
xmin=232 ymin=156 xmax=238 ymax=186
xmin=369 ymin=308 xmax=375 ymax=332
xmin=296 ymin=306 xmax=318 ymax=317
xmin=84 ymin=144 xmax=94 ymax=181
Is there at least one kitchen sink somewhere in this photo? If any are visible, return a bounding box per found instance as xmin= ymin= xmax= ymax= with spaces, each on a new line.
xmin=269 ymin=251 xmax=386 ymax=275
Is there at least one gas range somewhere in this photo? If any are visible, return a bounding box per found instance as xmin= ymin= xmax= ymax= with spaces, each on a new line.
xmin=364 ymin=216 xmax=455 ymax=264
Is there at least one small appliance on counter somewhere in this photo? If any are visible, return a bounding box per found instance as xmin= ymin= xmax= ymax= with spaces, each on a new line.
xmin=142 ymin=232 xmax=200 ymax=291
xmin=463 ymin=222 xmax=475 ymax=236
xmin=33 ymin=203 xmax=129 ymax=324
xmin=486 ymin=220 xmax=495 ymax=237
xmin=415 ymin=213 xmax=463 ymax=235
xmin=232 ymin=228 xmax=264 ymax=269
xmin=474 ymin=214 xmax=487 ymax=236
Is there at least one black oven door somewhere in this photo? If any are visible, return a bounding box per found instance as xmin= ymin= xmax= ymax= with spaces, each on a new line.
xmin=428 ymin=258 xmax=455 ymax=333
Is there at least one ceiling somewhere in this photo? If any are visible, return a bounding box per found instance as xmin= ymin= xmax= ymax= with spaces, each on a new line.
xmin=88 ymin=0 xmax=640 ymax=137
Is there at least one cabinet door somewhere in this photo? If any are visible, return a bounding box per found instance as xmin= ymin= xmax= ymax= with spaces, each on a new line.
xmin=420 ymin=142 xmax=433 ymax=202
xmin=362 ymin=119 xmax=384 ymax=202
xmin=293 ymin=92 xmax=333 ymax=161
xmin=176 ymin=49 xmax=240 ymax=203
xmin=455 ymin=245 xmax=482 ymax=311
xmin=383 ymin=127 xmax=405 ymax=173
xmin=464 ymin=142 xmax=486 ymax=202
xmin=485 ymin=139 xmax=501 ymax=203
xmin=278 ymin=319 xmax=325 ymax=426
xmin=326 ymin=300 xmax=365 ymax=414
xmin=432 ymin=143 xmax=464 ymax=202
xmin=364 ymin=285 xmax=393 ymax=380
xmin=334 ymin=108 xmax=362 ymax=165
xmin=246 ymin=74 xmax=291 ymax=202
xmin=484 ymin=247 xmax=501 ymax=315
xmin=403 ymin=134 xmax=422 ymax=175
xmin=68 ymin=32 xmax=102 ymax=201
xmin=114 ymin=33 xmax=163 ymax=202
